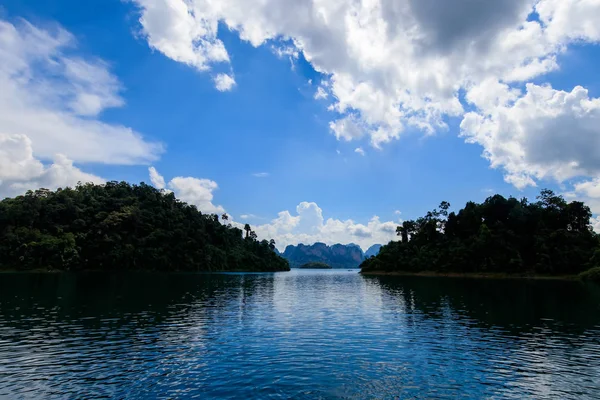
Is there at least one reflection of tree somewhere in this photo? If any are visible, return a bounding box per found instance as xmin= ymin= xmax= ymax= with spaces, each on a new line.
xmin=366 ymin=275 xmax=600 ymax=335
xmin=0 ymin=273 xmax=278 ymax=328
xmin=0 ymin=273 xmax=278 ymax=398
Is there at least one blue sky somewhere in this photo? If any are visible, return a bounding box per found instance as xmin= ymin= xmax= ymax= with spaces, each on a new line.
xmin=1 ymin=0 xmax=600 ymax=250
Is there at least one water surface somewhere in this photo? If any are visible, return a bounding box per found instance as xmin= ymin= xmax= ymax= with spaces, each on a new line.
xmin=1 ymin=270 xmax=600 ymax=399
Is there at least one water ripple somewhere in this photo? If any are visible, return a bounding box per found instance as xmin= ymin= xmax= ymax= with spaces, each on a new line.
xmin=1 ymin=270 xmax=599 ymax=399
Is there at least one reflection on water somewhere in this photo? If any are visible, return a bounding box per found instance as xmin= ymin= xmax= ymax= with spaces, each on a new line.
xmin=1 ymin=270 xmax=599 ymax=399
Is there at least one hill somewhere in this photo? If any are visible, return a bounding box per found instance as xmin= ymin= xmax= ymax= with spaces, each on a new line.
xmin=0 ymin=182 xmax=290 ymax=272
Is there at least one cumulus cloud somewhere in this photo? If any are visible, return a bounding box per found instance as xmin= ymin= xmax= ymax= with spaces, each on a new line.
xmin=247 ymin=201 xmax=399 ymax=251
xmin=0 ymin=19 xmax=162 ymax=165
xmin=461 ymin=84 xmax=600 ymax=189
xmin=148 ymin=167 xmax=224 ymax=214
xmin=563 ymin=178 xmax=600 ymax=220
xmin=145 ymin=168 xmax=399 ymax=248
xmin=132 ymin=0 xmax=229 ymax=71
xmin=169 ymin=177 xmax=225 ymax=214
xmin=213 ymin=73 xmax=236 ymax=91
xmin=129 ymin=0 xmax=600 ymax=189
xmin=0 ymin=133 xmax=104 ymax=198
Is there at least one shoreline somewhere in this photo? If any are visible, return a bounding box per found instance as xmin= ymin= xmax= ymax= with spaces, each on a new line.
xmin=360 ymin=270 xmax=579 ymax=281
xmin=0 ymin=268 xmax=291 ymax=274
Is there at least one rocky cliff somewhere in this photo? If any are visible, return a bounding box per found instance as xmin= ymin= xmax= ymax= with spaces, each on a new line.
xmin=282 ymin=242 xmax=365 ymax=269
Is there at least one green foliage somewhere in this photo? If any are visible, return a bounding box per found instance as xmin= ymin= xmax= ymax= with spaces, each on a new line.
xmin=299 ymin=262 xmax=332 ymax=269
xmin=579 ymin=267 xmax=600 ymax=283
xmin=0 ymin=182 xmax=289 ymax=272
xmin=361 ymin=190 xmax=600 ymax=275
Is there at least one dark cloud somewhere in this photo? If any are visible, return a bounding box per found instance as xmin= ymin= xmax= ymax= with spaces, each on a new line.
xmin=404 ymin=0 xmax=533 ymax=52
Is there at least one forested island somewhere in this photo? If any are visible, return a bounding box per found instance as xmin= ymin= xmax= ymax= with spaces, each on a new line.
xmin=361 ymin=190 xmax=600 ymax=280
xmin=0 ymin=182 xmax=289 ymax=272
xmin=299 ymin=262 xmax=332 ymax=269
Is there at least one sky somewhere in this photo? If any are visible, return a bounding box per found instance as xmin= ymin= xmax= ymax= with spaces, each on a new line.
xmin=1 ymin=0 xmax=600 ymax=251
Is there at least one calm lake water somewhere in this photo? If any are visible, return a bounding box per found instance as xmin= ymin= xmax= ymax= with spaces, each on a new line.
xmin=1 ymin=270 xmax=600 ymax=399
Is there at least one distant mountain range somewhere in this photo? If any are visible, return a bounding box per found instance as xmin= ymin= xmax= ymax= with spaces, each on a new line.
xmin=281 ymin=242 xmax=383 ymax=269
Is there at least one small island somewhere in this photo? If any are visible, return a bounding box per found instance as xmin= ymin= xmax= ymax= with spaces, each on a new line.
xmin=361 ymin=189 xmax=600 ymax=282
xmin=299 ymin=262 xmax=333 ymax=269
xmin=0 ymin=182 xmax=290 ymax=273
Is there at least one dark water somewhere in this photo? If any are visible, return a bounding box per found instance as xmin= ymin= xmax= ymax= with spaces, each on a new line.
xmin=1 ymin=270 xmax=600 ymax=399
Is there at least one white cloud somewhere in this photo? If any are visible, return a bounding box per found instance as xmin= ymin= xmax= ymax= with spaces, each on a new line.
xmin=252 ymin=172 xmax=270 ymax=178
xmin=130 ymin=0 xmax=598 ymax=142
xmin=169 ymin=176 xmax=225 ymax=214
xmin=130 ymin=0 xmax=600 ymax=190
xmin=0 ymin=19 xmax=163 ymax=165
xmin=0 ymin=133 xmax=104 ymax=198
xmin=461 ymin=83 xmax=600 ymax=189
xmin=536 ymin=0 xmax=600 ymax=43
xmin=354 ymin=147 xmax=365 ymax=156
xmin=144 ymin=168 xmax=399 ymax=248
xmin=314 ymin=86 xmax=328 ymax=100
xmin=148 ymin=167 xmax=224 ymax=214
xmin=213 ymin=73 xmax=236 ymax=91
xmin=592 ymin=216 xmax=600 ymax=233
xmin=573 ymin=179 xmax=600 ymax=200
xmin=272 ymin=44 xmax=299 ymax=69
xmin=132 ymin=0 xmax=229 ymax=71
xmin=563 ymin=178 xmax=600 ymax=217
xmin=246 ymin=201 xmax=399 ymax=251
xmin=0 ymin=133 xmax=44 ymax=183
xmin=148 ymin=166 xmax=166 ymax=189
xmin=329 ymin=116 xmax=365 ymax=142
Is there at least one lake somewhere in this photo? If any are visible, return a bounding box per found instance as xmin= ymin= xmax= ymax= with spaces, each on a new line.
xmin=1 ymin=270 xmax=600 ymax=399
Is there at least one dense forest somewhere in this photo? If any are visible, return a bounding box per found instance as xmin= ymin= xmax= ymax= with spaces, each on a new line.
xmin=0 ymin=182 xmax=289 ymax=272
xmin=361 ymin=190 xmax=600 ymax=277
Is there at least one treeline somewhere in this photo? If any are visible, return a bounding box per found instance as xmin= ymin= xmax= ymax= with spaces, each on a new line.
xmin=0 ymin=182 xmax=289 ymax=272
xmin=299 ymin=262 xmax=332 ymax=269
xmin=361 ymin=190 xmax=600 ymax=275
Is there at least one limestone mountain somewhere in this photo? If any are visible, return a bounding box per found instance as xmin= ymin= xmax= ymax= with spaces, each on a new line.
xmin=282 ymin=243 xmax=365 ymax=269
xmin=364 ymin=244 xmax=383 ymax=258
